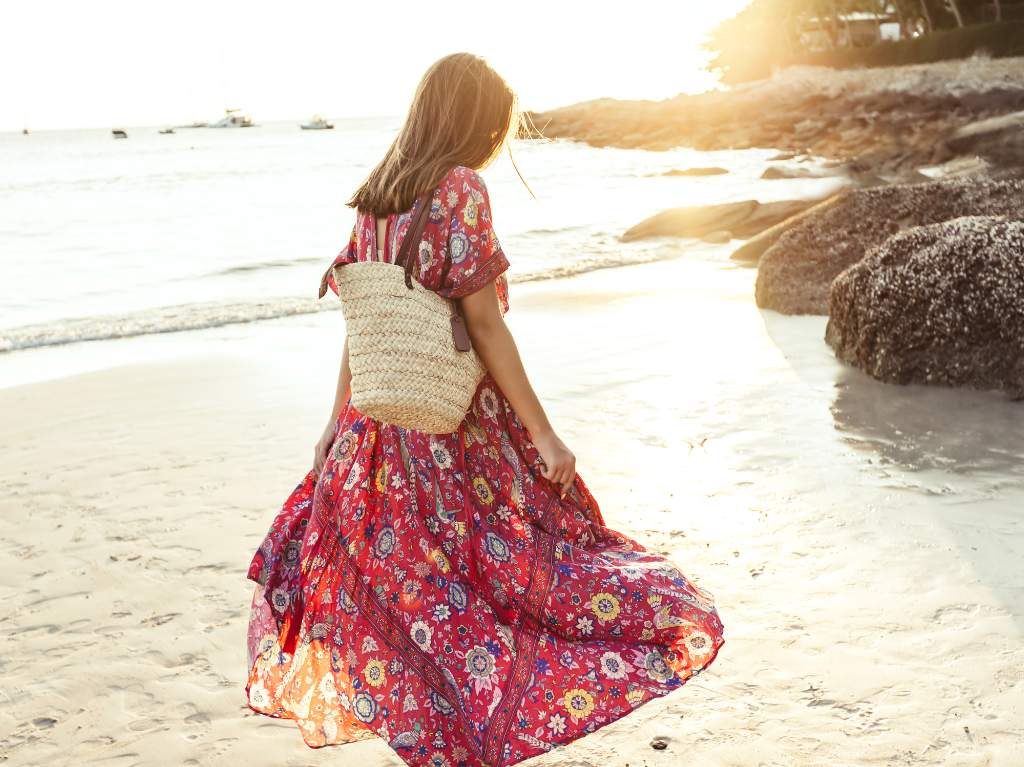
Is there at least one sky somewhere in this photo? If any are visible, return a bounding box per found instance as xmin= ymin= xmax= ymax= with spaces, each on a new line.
xmin=0 ymin=0 xmax=751 ymax=131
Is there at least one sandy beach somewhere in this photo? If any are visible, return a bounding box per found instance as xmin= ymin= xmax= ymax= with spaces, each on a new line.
xmin=2 ymin=252 xmax=1022 ymax=766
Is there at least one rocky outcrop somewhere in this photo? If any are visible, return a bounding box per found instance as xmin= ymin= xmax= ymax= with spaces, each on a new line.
xmin=946 ymin=109 xmax=1024 ymax=167
xmin=754 ymin=177 xmax=1024 ymax=314
xmin=730 ymin=195 xmax=843 ymax=264
xmin=622 ymin=198 xmax=821 ymax=243
xmin=527 ymin=58 xmax=1024 ymax=178
xmin=761 ymin=165 xmax=831 ymax=180
xmin=663 ymin=167 xmax=728 ymax=177
xmin=825 ymin=217 xmax=1024 ymax=398
xmin=701 ymin=230 xmax=733 ymax=244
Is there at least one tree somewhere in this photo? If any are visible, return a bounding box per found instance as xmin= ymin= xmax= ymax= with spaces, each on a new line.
xmin=945 ymin=0 xmax=965 ymax=25
xmin=705 ymin=0 xmax=802 ymax=82
xmin=920 ymin=0 xmax=935 ymax=30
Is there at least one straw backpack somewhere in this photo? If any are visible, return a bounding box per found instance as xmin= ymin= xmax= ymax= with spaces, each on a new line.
xmin=319 ymin=189 xmax=486 ymax=434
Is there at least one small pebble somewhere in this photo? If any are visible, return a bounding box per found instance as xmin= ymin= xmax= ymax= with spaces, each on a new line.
xmin=651 ymin=736 xmax=669 ymax=750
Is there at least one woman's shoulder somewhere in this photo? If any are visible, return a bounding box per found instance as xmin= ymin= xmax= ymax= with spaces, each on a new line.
xmin=438 ymin=165 xmax=490 ymax=200
xmin=417 ymin=164 xmax=508 ymax=308
xmin=445 ymin=164 xmax=484 ymax=184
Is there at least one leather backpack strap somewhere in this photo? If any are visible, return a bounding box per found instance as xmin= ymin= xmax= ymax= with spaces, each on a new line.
xmin=395 ymin=189 xmax=435 ymax=289
xmin=393 ymin=188 xmax=471 ymax=352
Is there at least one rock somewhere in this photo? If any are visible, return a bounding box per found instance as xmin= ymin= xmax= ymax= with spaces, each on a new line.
xmin=755 ymin=177 xmax=1024 ymax=314
xmin=701 ymin=230 xmax=732 ymax=244
xmin=946 ymin=109 xmax=1024 ymax=167
xmin=739 ymin=199 xmax=824 ymax=237
xmin=761 ymin=165 xmax=828 ymax=179
xmin=793 ymin=118 xmax=827 ymax=140
xmin=622 ymin=200 xmax=757 ymax=241
xmin=731 ymin=194 xmax=842 ymax=264
xmin=768 ymin=151 xmax=799 ymax=161
xmin=825 ymin=217 xmax=1024 ymax=398
xmin=922 ymin=155 xmax=991 ymax=179
xmin=663 ymin=166 xmax=729 ymax=176
xmin=623 ymin=198 xmax=821 ymax=242
xmin=650 ymin=737 xmax=670 ymax=750
xmin=526 ymin=58 xmax=1024 ymax=170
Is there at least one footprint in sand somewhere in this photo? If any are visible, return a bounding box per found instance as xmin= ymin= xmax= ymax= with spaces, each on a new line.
xmin=140 ymin=612 xmax=180 ymax=627
xmin=126 ymin=717 xmax=166 ymax=733
xmin=176 ymin=700 xmax=212 ymax=742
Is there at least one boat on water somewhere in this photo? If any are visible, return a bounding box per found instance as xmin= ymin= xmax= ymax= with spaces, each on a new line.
xmin=112 ymin=129 xmax=128 ymax=139
xmin=158 ymin=128 xmax=176 ymax=135
xmin=209 ymin=108 xmax=254 ymax=128
xmin=300 ymin=115 xmax=334 ymax=130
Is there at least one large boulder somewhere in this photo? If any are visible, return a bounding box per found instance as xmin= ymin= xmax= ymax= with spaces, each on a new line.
xmin=731 ymin=194 xmax=842 ymax=264
xmin=755 ymin=177 xmax=1024 ymax=314
xmin=825 ymin=217 xmax=1024 ymax=398
xmin=946 ymin=109 xmax=1024 ymax=167
xmin=622 ymin=198 xmax=818 ymax=242
xmin=622 ymin=201 xmax=756 ymax=241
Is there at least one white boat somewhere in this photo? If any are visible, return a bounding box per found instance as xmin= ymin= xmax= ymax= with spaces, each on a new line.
xmin=209 ymin=108 xmax=254 ymax=128
xmin=300 ymin=115 xmax=334 ymax=130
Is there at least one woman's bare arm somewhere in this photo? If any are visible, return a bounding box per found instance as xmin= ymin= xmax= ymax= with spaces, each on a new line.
xmin=459 ymin=283 xmax=576 ymax=496
xmin=313 ymin=337 xmax=351 ymax=475
xmin=331 ymin=337 xmax=353 ymax=419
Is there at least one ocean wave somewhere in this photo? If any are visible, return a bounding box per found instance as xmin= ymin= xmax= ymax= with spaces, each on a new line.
xmin=205 ymin=256 xmax=324 ymax=276
xmin=0 ymin=249 xmax=697 ymax=354
xmin=510 ymin=249 xmax=689 ymax=283
xmin=0 ymin=298 xmax=334 ymax=353
xmin=519 ymin=225 xmax=588 ymax=237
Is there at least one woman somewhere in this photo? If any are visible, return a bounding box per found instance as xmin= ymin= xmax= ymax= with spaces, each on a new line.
xmin=244 ymin=52 xmax=724 ymax=767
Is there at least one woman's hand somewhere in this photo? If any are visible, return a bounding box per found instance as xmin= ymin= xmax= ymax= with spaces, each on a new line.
xmin=313 ymin=337 xmax=351 ymax=477
xmin=312 ymin=418 xmax=338 ymax=477
xmin=460 ymin=286 xmax=577 ymax=499
xmin=533 ymin=429 xmax=576 ymax=498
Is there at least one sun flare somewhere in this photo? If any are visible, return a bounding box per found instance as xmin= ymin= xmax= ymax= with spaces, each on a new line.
xmin=0 ymin=0 xmax=752 ymax=131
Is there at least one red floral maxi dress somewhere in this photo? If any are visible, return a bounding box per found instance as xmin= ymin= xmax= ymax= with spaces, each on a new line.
xmin=244 ymin=165 xmax=725 ymax=767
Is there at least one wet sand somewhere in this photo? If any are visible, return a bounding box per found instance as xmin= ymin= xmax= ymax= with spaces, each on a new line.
xmin=1 ymin=254 xmax=1022 ymax=766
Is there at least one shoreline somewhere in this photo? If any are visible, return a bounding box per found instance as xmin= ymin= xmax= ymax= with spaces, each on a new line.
xmin=527 ymin=57 xmax=1024 ymax=181
xmin=522 ymin=57 xmax=1024 ymax=399
xmin=0 ymin=242 xmax=750 ymax=391
xmin=2 ymin=254 xmax=1022 ymax=765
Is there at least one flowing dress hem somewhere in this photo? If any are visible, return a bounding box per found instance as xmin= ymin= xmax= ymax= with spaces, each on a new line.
xmin=244 ymin=572 xmax=726 ymax=766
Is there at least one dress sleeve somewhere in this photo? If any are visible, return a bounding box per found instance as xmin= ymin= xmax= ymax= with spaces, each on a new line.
xmin=318 ymin=218 xmax=359 ymax=299
xmin=428 ymin=167 xmax=510 ymax=314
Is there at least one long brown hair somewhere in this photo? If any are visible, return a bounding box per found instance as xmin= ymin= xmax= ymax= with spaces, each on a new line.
xmin=347 ymin=53 xmax=532 ymax=217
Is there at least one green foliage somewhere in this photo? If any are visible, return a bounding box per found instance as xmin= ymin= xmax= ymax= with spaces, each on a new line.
xmin=797 ymin=20 xmax=1024 ymax=68
xmin=707 ymin=9 xmax=1024 ymax=84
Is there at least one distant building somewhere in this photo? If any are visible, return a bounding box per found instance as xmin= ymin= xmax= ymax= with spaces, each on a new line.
xmin=799 ymin=11 xmax=901 ymax=51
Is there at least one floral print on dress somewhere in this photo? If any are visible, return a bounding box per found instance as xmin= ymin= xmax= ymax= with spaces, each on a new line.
xmin=322 ymin=165 xmax=510 ymax=314
xmin=245 ymin=165 xmax=725 ymax=767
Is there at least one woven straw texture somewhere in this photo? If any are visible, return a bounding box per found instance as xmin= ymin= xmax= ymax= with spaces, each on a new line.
xmin=333 ymin=261 xmax=485 ymax=434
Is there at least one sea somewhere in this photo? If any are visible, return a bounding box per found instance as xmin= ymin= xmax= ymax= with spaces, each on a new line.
xmin=0 ymin=117 xmax=846 ymax=388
